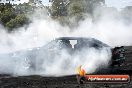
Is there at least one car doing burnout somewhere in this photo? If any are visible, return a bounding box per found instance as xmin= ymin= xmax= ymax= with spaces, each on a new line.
xmin=0 ymin=37 xmax=126 ymax=74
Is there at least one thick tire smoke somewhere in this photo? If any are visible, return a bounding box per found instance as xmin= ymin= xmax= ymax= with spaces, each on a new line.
xmin=0 ymin=7 xmax=132 ymax=76
xmin=0 ymin=45 xmax=111 ymax=76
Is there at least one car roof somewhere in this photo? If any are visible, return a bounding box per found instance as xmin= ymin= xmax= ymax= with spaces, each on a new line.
xmin=55 ymin=37 xmax=109 ymax=47
xmin=56 ymin=37 xmax=93 ymax=40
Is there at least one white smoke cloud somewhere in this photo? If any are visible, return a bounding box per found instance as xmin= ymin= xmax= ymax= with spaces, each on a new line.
xmin=0 ymin=6 xmax=131 ymax=76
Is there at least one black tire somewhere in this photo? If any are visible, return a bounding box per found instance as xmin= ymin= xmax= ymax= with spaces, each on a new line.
xmin=79 ymin=76 xmax=86 ymax=84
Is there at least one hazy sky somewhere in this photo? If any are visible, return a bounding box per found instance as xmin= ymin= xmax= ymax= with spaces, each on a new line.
xmin=105 ymin=0 xmax=132 ymax=10
xmin=42 ymin=0 xmax=132 ymax=10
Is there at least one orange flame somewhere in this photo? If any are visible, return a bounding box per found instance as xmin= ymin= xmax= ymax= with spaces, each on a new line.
xmin=77 ymin=65 xmax=86 ymax=76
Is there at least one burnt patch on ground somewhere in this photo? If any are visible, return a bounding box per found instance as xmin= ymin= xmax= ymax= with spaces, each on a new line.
xmin=0 ymin=74 xmax=132 ymax=88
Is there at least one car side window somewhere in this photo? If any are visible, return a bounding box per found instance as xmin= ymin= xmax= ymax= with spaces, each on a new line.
xmin=47 ymin=40 xmax=62 ymax=50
